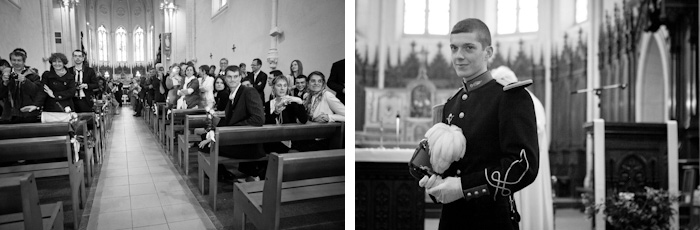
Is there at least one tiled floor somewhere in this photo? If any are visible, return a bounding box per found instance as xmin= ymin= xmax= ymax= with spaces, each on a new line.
xmin=86 ymin=107 xmax=216 ymax=230
xmin=424 ymin=208 xmax=591 ymax=230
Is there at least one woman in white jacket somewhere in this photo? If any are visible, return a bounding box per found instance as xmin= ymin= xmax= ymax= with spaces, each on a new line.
xmin=198 ymin=65 xmax=215 ymax=109
xmin=303 ymin=71 xmax=344 ymax=123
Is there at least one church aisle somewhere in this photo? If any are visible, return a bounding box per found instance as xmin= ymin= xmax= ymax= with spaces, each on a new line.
xmin=85 ymin=107 xmax=216 ymax=230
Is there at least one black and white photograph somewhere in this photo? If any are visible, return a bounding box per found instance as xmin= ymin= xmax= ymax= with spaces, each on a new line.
xmin=355 ymin=0 xmax=699 ymax=230
xmin=0 ymin=0 xmax=345 ymax=229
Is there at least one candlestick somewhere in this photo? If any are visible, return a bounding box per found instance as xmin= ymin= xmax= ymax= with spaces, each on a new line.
xmin=396 ymin=113 xmax=400 ymax=148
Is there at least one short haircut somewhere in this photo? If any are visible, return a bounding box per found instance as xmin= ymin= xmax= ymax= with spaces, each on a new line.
xmin=239 ymin=63 xmax=246 ymax=67
xmin=225 ymin=65 xmax=240 ymax=75
xmin=9 ymin=49 xmax=27 ymax=62
xmin=253 ymin=58 xmax=262 ymax=66
xmin=220 ymin=58 xmax=228 ymax=63
xmin=270 ymin=70 xmax=283 ymax=77
xmin=72 ymin=49 xmax=86 ymax=56
xmin=295 ymin=74 xmax=307 ymax=82
xmin=450 ymin=18 xmax=492 ymax=48
xmin=307 ymin=71 xmax=325 ymax=84
xmin=209 ymin=65 xmax=216 ymax=70
xmin=49 ymin=53 xmax=69 ymax=65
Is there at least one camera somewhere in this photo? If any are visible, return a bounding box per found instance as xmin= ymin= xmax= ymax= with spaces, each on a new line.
xmin=8 ymin=71 xmax=18 ymax=80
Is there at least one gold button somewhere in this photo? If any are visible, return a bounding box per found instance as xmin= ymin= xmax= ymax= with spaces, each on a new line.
xmin=462 ymin=94 xmax=468 ymax=100
xmin=456 ymin=170 xmax=461 ymax=174
xmin=474 ymin=191 xmax=479 ymax=195
xmin=482 ymin=189 xmax=487 ymax=193
xmin=467 ymin=193 xmax=472 ymax=196
xmin=459 ymin=112 xmax=464 ymax=118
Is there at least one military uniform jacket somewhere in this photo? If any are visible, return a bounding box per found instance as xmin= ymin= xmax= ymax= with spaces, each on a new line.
xmin=437 ymin=71 xmax=539 ymax=230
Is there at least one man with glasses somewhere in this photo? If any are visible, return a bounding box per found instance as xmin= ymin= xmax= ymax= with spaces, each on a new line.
xmin=247 ymin=58 xmax=267 ymax=104
xmin=218 ymin=58 xmax=229 ymax=77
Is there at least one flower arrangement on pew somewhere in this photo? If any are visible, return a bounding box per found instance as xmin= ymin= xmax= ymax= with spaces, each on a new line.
xmin=583 ymin=187 xmax=679 ymax=230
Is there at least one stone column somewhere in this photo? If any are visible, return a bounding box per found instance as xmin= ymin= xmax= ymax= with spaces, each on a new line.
xmin=267 ymin=0 xmax=281 ymax=71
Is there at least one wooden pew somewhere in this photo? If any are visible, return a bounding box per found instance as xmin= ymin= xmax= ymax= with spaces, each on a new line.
xmin=232 ymin=150 xmax=345 ymax=230
xmin=0 ymin=173 xmax=64 ymax=230
xmin=0 ymin=133 xmax=86 ymax=227
xmin=154 ymin=103 xmax=167 ymax=145
xmin=165 ymin=109 xmax=206 ymax=162
xmin=177 ymin=112 xmax=225 ymax=175
xmin=76 ymin=113 xmax=99 ymax=184
xmin=198 ymin=122 xmax=344 ymax=210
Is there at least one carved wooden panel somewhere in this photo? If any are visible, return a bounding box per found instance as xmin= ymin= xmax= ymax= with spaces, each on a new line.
xmin=602 ymin=123 xmax=669 ymax=193
xmin=356 ymin=162 xmax=425 ymax=230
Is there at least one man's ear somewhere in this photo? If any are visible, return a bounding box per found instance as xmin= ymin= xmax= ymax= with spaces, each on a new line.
xmin=485 ymin=45 xmax=494 ymax=60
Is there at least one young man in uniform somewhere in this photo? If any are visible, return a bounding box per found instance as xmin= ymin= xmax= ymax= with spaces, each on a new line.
xmin=418 ymin=18 xmax=539 ymax=230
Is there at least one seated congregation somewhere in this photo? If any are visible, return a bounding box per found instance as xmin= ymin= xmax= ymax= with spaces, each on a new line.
xmin=0 ymin=47 xmax=345 ymax=229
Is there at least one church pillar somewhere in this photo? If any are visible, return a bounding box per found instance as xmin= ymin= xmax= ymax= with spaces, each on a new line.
xmin=40 ymin=0 xmax=54 ymax=70
xmin=587 ymin=0 xmax=602 ymax=121
xmin=185 ymin=0 xmax=195 ymax=64
xmin=377 ymin=0 xmax=387 ymax=89
xmin=267 ymin=0 xmax=281 ymax=71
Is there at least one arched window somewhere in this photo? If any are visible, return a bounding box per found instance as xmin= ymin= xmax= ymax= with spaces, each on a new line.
xmin=115 ymin=27 xmax=127 ymax=62
xmin=403 ymin=0 xmax=450 ymax=35
xmin=97 ymin=25 xmax=107 ymax=61
xmin=147 ymin=26 xmax=154 ymax=61
xmin=134 ymin=26 xmax=144 ymax=62
xmin=575 ymin=0 xmax=588 ymax=23
xmin=497 ymin=0 xmax=538 ymax=34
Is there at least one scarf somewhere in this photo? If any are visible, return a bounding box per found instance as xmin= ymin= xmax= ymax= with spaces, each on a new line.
xmin=303 ymin=86 xmax=326 ymax=118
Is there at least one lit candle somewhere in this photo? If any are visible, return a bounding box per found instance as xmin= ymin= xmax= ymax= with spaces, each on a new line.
xmin=396 ymin=113 xmax=400 ymax=145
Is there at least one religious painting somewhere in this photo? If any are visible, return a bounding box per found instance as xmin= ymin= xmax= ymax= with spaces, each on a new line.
xmin=410 ymin=85 xmax=431 ymax=118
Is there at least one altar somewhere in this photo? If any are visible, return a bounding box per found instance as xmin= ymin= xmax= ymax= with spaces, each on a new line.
xmin=356 ymin=148 xmax=427 ymax=230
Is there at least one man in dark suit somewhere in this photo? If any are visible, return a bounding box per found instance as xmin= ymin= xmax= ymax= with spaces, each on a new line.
xmin=327 ymin=59 xmax=345 ymax=104
xmin=198 ymin=65 xmax=265 ymax=181
xmin=68 ymin=50 xmax=99 ymax=112
xmin=218 ymin=58 xmax=228 ymax=77
xmin=247 ymin=58 xmax=267 ymax=104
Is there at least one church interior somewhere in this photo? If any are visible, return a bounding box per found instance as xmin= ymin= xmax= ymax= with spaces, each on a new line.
xmin=355 ymin=0 xmax=700 ymax=229
xmin=0 ymin=0 xmax=345 ymax=229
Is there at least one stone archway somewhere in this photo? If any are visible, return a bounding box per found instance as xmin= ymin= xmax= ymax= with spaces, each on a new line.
xmin=636 ymin=32 xmax=670 ymax=122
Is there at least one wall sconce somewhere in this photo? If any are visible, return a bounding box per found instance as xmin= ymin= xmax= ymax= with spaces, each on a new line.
xmin=60 ymin=0 xmax=79 ymax=8
xmin=159 ymin=0 xmax=177 ymax=14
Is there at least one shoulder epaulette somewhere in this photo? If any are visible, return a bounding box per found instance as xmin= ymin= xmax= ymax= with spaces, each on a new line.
xmin=503 ymin=79 xmax=533 ymax=92
xmin=447 ymin=87 xmax=464 ymax=101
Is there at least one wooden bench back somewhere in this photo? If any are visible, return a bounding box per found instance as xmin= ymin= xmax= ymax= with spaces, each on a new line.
xmin=0 ymin=173 xmax=43 ymax=230
xmin=0 ymin=136 xmax=72 ymax=162
xmin=270 ymin=149 xmax=345 ymax=183
xmin=184 ymin=113 xmax=225 ymax=131
xmin=170 ymin=109 xmax=206 ymax=125
xmin=0 ymin=123 xmax=71 ymax=140
xmin=155 ymin=103 xmax=166 ymax=117
xmin=215 ymin=123 xmax=344 ymax=148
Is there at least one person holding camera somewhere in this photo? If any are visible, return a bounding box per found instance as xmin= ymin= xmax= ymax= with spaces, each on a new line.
xmin=0 ymin=49 xmax=41 ymax=123
xmin=263 ymin=75 xmax=307 ymax=154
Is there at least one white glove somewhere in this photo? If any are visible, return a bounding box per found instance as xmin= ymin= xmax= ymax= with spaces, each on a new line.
xmin=426 ymin=176 xmax=464 ymax=204
xmin=418 ymin=174 xmax=443 ymax=189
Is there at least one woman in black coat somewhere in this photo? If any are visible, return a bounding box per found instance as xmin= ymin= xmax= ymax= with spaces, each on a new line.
xmin=263 ymin=75 xmax=307 ymax=154
xmin=23 ymin=53 xmax=76 ymax=113
xmin=212 ymin=76 xmax=230 ymax=111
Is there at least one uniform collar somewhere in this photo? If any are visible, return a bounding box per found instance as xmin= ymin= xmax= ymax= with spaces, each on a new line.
xmin=462 ymin=71 xmax=493 ymax=93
